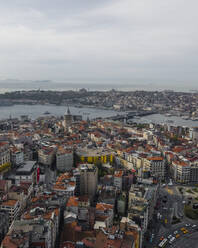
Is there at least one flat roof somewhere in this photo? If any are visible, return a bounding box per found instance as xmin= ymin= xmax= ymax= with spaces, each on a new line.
xmin=16 ymin=161 xmax=37 ymax=174
xmin=76 ymin=148 xmax=112 ymax=157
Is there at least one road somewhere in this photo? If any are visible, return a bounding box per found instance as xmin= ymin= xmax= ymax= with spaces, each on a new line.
xmin=170 ymin=231 xmax=198 ymax=248
xmin=144 ymin=184 xmax=198 ymax=248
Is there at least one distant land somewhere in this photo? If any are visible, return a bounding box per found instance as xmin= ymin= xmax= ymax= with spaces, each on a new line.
xmin=0 ymin=79 xmax=198 ymax=93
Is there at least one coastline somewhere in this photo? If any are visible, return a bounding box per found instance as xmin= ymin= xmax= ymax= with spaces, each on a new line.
xmin=0 ymin=103 xmax=198 ymax=128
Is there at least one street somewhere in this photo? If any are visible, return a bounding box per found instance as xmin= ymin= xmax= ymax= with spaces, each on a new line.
xmin=144 ymin=184 xmax=198 ymax=248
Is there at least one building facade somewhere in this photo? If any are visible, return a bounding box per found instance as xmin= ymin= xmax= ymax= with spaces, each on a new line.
xmin=79 ymin=164 xmax=98 ymax=199
xmin=56 ymin=148 xmax=73 ymax=172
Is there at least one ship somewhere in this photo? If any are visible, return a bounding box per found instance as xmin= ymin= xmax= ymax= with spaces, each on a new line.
xmin=166 ymin=119 xmax=174 ymax=123
xmin=181 ymin=116 xmax=190 ymax=120
xmin=43 ymin=111 xmax=51 ymax=115
xmin=191 ymin=117 xmax=198 ymax=121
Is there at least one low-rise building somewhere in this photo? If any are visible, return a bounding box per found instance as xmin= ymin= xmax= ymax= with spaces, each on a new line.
xmin=14 ymin=160 xmax=38 ymax=185
xmin=1 ymin=230 xmax=30 ymax=248
xmin=95 ymin=202 xmax=114 ymax=228
xmin=53 ymin=172 xmax=76 ymax=200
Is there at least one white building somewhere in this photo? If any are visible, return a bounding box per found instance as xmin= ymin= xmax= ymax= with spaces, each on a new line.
xmin=38 ymin=147 xmax=56 ymax=166
xmin=172 ymin=160 xmax=190 ymax=183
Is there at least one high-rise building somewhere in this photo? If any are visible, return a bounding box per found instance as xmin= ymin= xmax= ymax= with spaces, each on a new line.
xmin=79 ymin=164 xmax=98 ymax=199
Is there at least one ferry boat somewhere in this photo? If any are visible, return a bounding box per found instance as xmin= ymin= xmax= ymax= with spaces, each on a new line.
xmin=166 ymin=119 xmax=174 ymax=123
xmin=43 ymin=111 xmax=51 ymax=115
xmin=181 ymin=116 xmax=190 ymax=120
xmin=191 ymin=117 xmax=198 ymax=121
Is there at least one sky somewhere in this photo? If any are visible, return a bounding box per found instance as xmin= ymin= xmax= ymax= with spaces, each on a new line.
xmin=0 ymin=0 xmax=198 ymax=88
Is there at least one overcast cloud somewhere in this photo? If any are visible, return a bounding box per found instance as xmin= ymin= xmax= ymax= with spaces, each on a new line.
xmin=0 ymin=0 xmax=198 ymax=87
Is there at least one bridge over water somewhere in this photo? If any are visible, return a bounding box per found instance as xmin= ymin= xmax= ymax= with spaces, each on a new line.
xmin=107 ymin=111 xmax=157 ymax=121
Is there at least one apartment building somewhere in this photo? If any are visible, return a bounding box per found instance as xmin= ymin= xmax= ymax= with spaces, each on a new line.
xmin=190 ymin=165 xmax=198 ymax=182
xmin=53 ymin=172 xmax=76 ymax=199
xmin=10 ymin=147 xmax=24 ymax=167
xmin=0 ymin=199 xmax=20 ymax=225
xmin=0 ymin=142 xmax=11 ymax=179
xmin=172 ymin=160 xmax=190 ymax=183
xmin=79 ymin=164 xmax=98 ymax=199
xmin=95 ymin=202 xmax=114 ymax=228
xmin=14 ymin=161 xmax=37 ymax=185
xmin=38 ymin=146 xmax=56 ymax=166
xmin=0 ymin=211 xmax=9 ymax=244
xmin=114 ymin=170 xmax=123 ymax=190
xmin=128 ymin=185 xmax=149 ymax=234
xmin=56 ymin=147 xmax=73 ymax=172
xmin=144 ymin=156 xmax=166 ymax=179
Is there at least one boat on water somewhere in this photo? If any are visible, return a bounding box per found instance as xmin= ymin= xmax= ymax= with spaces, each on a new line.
xmin=166 ymin=119 xmax=174 ymax=123
xmin=43 ymin=111 xmax=51 ymax=115
xmin=191 ymin=117 xmax=198 ymax=121
xmin=181 ymin=116 xmax=190 ymax=120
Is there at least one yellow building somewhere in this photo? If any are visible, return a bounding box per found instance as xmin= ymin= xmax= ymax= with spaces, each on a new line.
xmin=0 ymin=142 xmax=11 ymax=177
xmin=76 ymin=148 xmax=114 ymax=164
